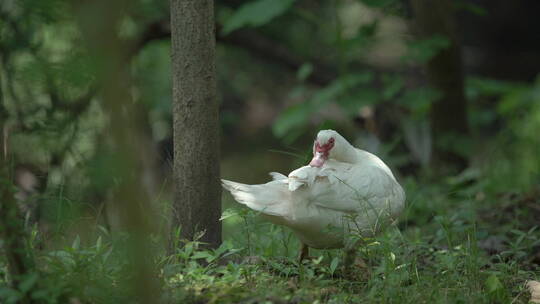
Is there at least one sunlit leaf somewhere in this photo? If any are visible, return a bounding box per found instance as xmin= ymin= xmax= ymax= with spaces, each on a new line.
xmin=220 ymin=208 xmax=240 ymax=221
xmin=485 ymin=274 xmax=508 ymax=302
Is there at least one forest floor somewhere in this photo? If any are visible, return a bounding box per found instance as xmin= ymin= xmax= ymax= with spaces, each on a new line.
xmin=2 ymin=169 xmax=538 ymax=304
xmin=166 ymin=172 xmax=540 ymax=304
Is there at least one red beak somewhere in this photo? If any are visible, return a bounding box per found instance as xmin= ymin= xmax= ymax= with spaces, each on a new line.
xmin=309 ymin=152 xmax=327 ymax=167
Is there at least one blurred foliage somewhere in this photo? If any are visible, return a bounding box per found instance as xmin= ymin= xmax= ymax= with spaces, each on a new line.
xmin=222 ymin=0 xmax=297 ymax=34
xmin=486 ymin=77 xmax=540 ymax=191
xmin=273 ymin=72 xmax=374 ymax=141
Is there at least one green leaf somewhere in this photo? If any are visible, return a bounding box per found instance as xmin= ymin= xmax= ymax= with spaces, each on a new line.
xmin=222 ymin=0 xmax=296 ymax=35
xmin=95 ymin=236 xmax=102 ymax=251
xmin=222 ymin=247 xmax=245 ymax=259
xmin=297 ymin=63 xmax=313 ymax=82
xmin=72 ymin=235 xmax=80 ymax=250
xmin=467 ymin=77 xmax=525 ymax=98
xmin=344 ymin=21 xmax=378 ymax=48
xmin=485 ymin=275 xmax=501 ymax=292
xmin=382 ymin=74 xmax=404 ymax=100
xmin=30 ymin=289 xmax=49 ymax=300
xmin=0 ymin=287 xmax=22 ymax=302
xmin=498 ymin=90 xmax=529 ymax=115
xmin=220 ymin=208 xmax=240 ymax=221
xmin=272 ymin=103 xmax=312 ymax=138
xmin=485 ymin=274 xmax=508 ymax=301
xmin=403 ymin=35 xmax=450 ymax=64
xmin=337 ymin=88 xmax=379 ymax=115
xmin=329 ymin=257 xmax=339 ymax=275
xmin=97 ymin=225 xmax=109 ymax=236
xmin=19 ymin=273 xmax=39 ymax=293
xmin=398 ymin=87 xmax=441 ymax=117
xmin=191 ymin=251 xmax=214 ymax=260
xmin=282 ymin=126 xmax=309 ymax=145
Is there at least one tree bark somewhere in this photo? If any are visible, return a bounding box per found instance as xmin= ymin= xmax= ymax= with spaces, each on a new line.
xmin=411 ymin=0 xmax=469 ymax=171
xmin=170 ymin=0 xmax=221 ymax=248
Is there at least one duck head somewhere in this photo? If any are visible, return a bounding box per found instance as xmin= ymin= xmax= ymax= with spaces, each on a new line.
xmin=310 ymin=129 xmax=355 ymax=167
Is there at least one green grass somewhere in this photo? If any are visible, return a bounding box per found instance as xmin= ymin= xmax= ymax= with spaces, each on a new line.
xmin=1 ymin=171 xmax=539 ymax=304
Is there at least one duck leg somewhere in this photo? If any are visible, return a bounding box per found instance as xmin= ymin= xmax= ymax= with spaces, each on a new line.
xmin=343 ymin=239 xmax=369 ymax=279
xmin=298 ymin=243 xmax=310 ymax=262
xmin=343 ymin=246 xmax=357 ymax=270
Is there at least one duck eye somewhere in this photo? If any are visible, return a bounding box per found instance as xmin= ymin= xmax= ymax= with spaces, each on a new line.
xmin=329 ymin=138 xmax=335 ymax=143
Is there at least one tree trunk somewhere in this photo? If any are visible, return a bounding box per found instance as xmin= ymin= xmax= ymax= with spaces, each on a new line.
xmin=170 ymin=0 xmax=221 ymax=249
xmin=74 ymin=1 xmax=161 ymax=301
xmin=411 ymin=0 xmax=469 ymax=171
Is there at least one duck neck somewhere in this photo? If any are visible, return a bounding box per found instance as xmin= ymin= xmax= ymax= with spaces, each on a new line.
xmin=336 ymin=140 xmax=359 ymax=164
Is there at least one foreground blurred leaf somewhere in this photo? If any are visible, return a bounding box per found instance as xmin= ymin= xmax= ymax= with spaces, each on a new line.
xmin=485 ymin=274 xmax=508 ymax=302
xmin=222 ymin=0 xmax=296 ymax=34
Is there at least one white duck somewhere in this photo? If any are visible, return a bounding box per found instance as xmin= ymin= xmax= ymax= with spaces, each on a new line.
xmin=222 ymin=129 xmax=405 ymax=261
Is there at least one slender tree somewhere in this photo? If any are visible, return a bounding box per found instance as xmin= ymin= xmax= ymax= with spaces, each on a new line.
xmin=170 ymin=0 xmax=221 ymax=249
xmin=411 ymin=0 xmax=469 ymax=171
xmin=74 ymin=1 xmax=161 ymax=301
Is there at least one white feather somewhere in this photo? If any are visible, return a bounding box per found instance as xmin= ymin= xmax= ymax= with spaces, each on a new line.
xmin=222 ymin=130 xmax=405 ymax=249
xmin=269 ymin=172 xmax=287 ymax=180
